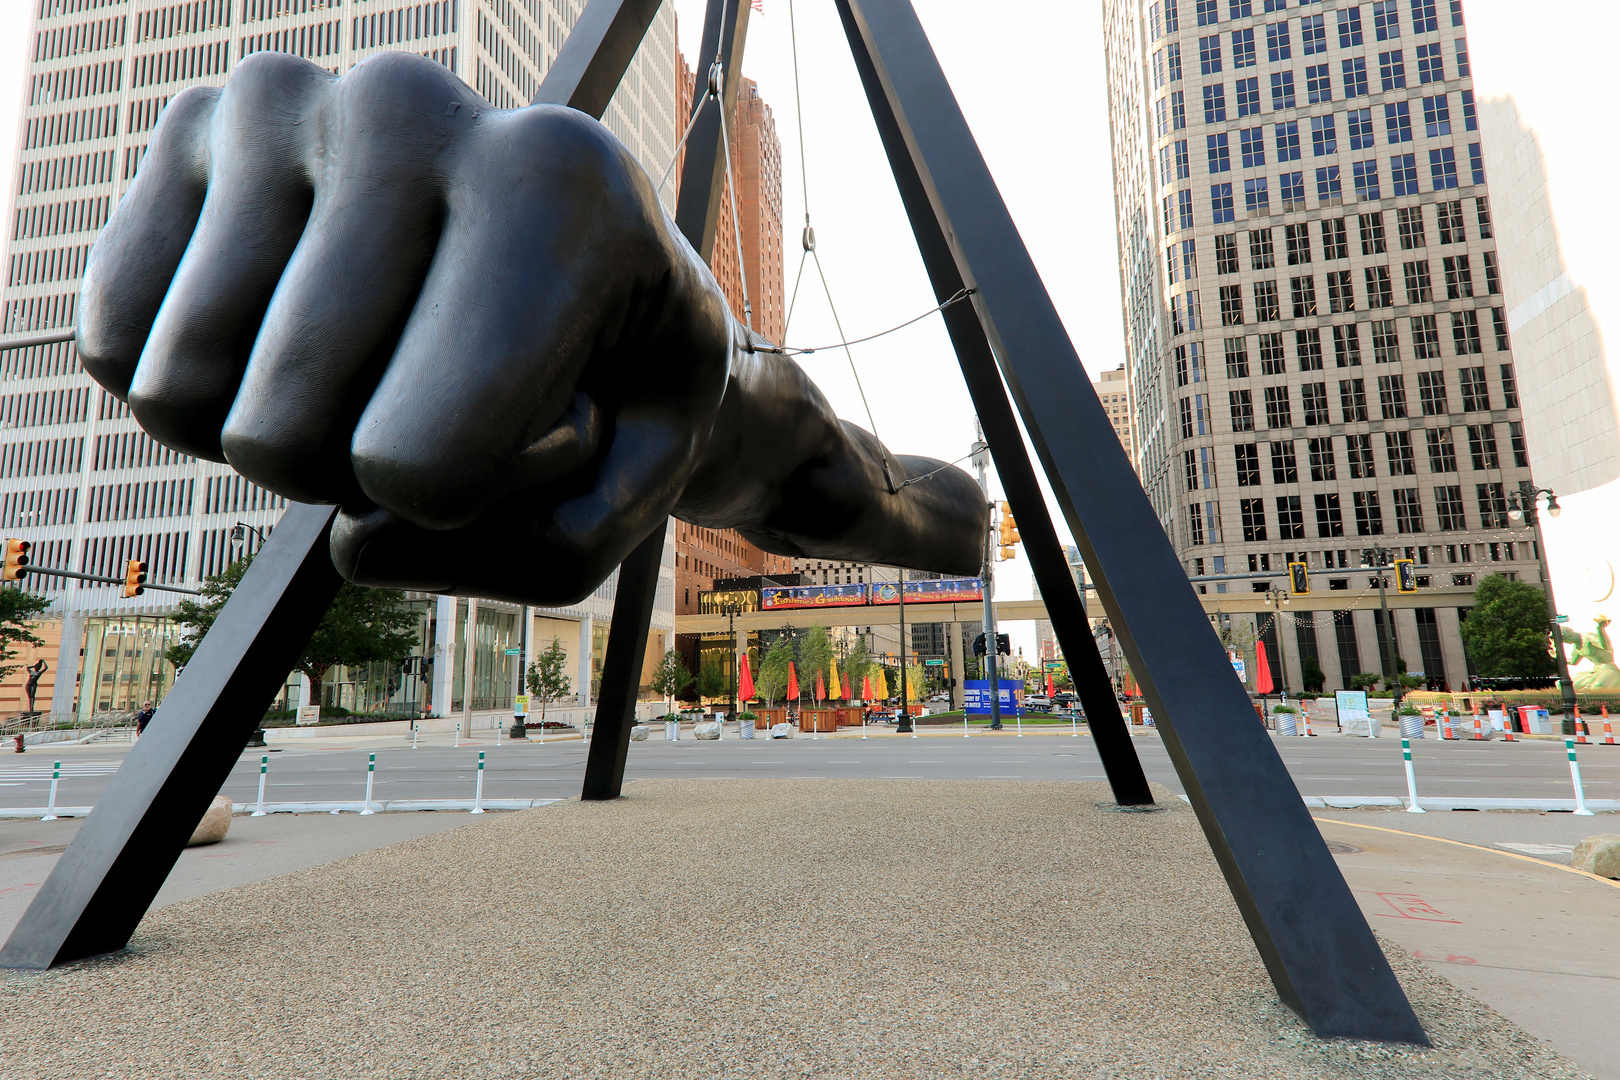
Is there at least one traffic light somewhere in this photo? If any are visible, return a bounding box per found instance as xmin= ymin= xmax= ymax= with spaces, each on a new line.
xmin=973 ymin=633 xmax=987 ymax=656
xmin=2 ymin=539 xmax=30 ymax=581
xmin=997 ymin=501 xmax=1019 ymax=560
xmin=996 ymin=633 xmax=1011 ymax=656
xmin=122 ymin=559 xmax=147 ymax=598
xmin=1288 ymin=561 xmax=1309 ymax=596
xmin=1395 ymin=558 xmax=1418 ymax=593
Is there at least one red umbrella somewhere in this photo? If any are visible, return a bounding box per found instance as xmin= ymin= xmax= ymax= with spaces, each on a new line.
xmin=841 ymin=673 xmax=851 ymax=701
xmin=814 ymin=671 xmax=825 ymax=702
xmin=1255 ymin=643 xmax=1275 ymax=695
xmin=1046 ymin=672 xmax=1055 ymax=696
xmin=862 ymin=674 xmax=874 ymax=701
xmin=787 ymin=661 xmax=799 ymax=701
xmin=738 ymin=654 xmax=755 ymax=702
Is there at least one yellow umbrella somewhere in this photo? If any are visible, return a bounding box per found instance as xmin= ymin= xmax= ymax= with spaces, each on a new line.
xmin=874 ymin=666 xmax=889 ymax=700
xmin=828 ymin=654 xmax=841 ymax=702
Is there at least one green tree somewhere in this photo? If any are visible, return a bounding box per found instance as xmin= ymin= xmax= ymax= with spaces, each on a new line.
xmin=1349 ymin=672 xmax=1383 ymax=692
xmin=1300 ymin=656 xmax=1326 ymax=694
xmin=798 ymin=627 xmax=832 ymax=699
xmin=0 ymin=586 xmax=51 ymax=684
xmin=697 ymin=655 xmax=728 ymax=701
xmin=757 ymin=638 xmax=792 ymax=705
xmin=1458 ymin=574 xmax=1558 ymax=678
xmin=843 ymin=638 xmax=874 ymax=697
xmin=526 ymin=637 xmax=574 ymax=724
xmin=650 ymin=649 xmax=693 ymax=714
xmin=166 ymin=555 xmax=419 ymax=704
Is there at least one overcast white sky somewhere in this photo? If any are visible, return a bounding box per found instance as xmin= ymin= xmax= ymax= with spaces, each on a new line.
xmin=0 ymin=1 xmax=1613 ymax=655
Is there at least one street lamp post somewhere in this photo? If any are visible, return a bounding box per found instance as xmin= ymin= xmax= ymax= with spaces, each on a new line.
xmin=722 ymin=602 xmax=741 ymax=725
xmin=895 ymin=567 xmax=912 ymax=733
xmin=1508 ymin=482 xmax=1576 ymax=729
xmin=1361 ymin=547 xmax=1405 ymax=714
xmin=1264 ymin=587 xmax=1291 ymax=706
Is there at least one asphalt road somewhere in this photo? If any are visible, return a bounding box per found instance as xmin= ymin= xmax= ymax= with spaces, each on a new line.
xmin=4 ymin=726 xmax=1617 ymax=810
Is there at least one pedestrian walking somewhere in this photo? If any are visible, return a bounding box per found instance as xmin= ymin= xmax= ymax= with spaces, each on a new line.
xmin=135 ymin=700 xmax=155 ymax=735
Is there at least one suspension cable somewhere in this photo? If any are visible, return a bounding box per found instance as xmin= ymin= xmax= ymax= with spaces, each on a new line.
xmin=715 ymin=63 xmax=754 ymax=331
xmin=752 ymin=287 xmax=976 ymax=356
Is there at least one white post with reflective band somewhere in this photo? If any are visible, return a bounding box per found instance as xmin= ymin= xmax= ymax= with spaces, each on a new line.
xmin=1071 ymin=708 xmax=1078 ymax=738
xmin=361 ymin=753 xmax=376 ymax=815
xmin=964 ymin=708 xmax=970 ymax=738
xmin=1015 ymin=704 xmax=1023 ymax=738
xmin=1401 ymin=738 xmax=1424 ymax=813
xmin=252 ymin=755 xmax=268 ymax=816
xmin=1566 ymin=738 xmax=1594 ymax=816
xmin=412 ymin=719 xmax=419 ymax=750
xmin=471 ymin=750 xmax=486 ymax=814
xmin=41 ymin=761 xmax=60 ymax=821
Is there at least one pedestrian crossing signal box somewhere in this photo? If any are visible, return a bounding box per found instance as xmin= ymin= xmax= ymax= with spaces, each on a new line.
xmin=1288 ymin=561 xmax=1309 ymax=596
xmin=1395 ymin=558 xmax=1418 ymax=593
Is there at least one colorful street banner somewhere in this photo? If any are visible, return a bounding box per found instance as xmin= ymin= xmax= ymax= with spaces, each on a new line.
xmin=761 ymin=584 xmax=868 ymax=609
xmin=869 ymin=577 xmax=983 ymax=605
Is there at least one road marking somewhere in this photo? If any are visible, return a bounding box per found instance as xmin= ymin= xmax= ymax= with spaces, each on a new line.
xmin=1314 ymin=816 xmax=1620 ymax=890
xmin=906 ymin=761 xmax=944 ymax=764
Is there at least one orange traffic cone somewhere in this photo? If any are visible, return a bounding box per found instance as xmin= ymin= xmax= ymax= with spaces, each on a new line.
xmin=1602 ymin=705 xmax=1616 ymax=747
xmin=1575 ymin=705 xmax=1590 ymax=745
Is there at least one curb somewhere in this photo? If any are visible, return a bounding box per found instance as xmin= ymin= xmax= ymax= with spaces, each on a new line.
xmin=1177 ymin=794 xmax=1620 ymax=812
xmin=0 ymin=799 xmax=564 ymax=819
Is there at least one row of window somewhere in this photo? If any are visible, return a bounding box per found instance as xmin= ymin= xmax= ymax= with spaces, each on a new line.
xmin=353 ymin=1 xmax=461 ymax=50
xmin=28 ymin=59 xmax=123 ymax=107
xmin=0 ymin=340 xmax=79 ymax=382
xmin=1187 ymin=97 xmax=1475 ymax=178
xmin=202 ymin=472 xmax=286 ymax=515
xmin=80 ymin=529 xmax=188 ymax=584
xmin=1188 ymin=481 xmax=1514 ymax=548
xmin=1211 ymin=368 xmax=1513 ymax=438
xmin=240 ymin=20 xmax=342 ymax=61
xmin=135 ymin=0 xmax=235 ymax=44
xmin=33 ymin=13 xmax=126 ymax=63
xmin=477 ymin=11 xmax=538 ymax=107
xmin=0 ymin=437 xmax=83 ymax=479
xmin=84 ymin=478 xmax=194 ymax=522
xmin=129 ymin=40 xmax=230 ymax=90
xmin=244 ymin=0 xmax=337 ymax=24
xmin=1217 ymin=424 xmax=1524 ymax=494
xmin=1154 ymin=0 xmax=1463 ymax=39
xmin=1201 ymin=331 xmax=1512 ymax=389
xmin=12 ymin=194 xmax=113 ymax=241
xmin=93 ymin=428 xmax=193 ymax=471
xmin=2 ymin=291 xmax=78 ymax=336
xmin=0 ymin=486 xmax=77 ymax=529
xmin=127 ymin=93 xmax=173 ymax=135
xmin=22 ymin=103 xmax=119 ymax=151
xmin=7 ymin=243 xmax=92 ymax=288
xmin=1194 ymin=148 xmax=1482 ymax=225
xmin=15 ymin=149 xmax=117 ymax=197
xmin=1166 ymin=37 xmax=1467 ymax=111
xmin=0 ymin=387 xmax=91 ymax=430
xmin=1177 ymin=294 xmax=1507 ymax=362
xmin=1201 ymin=269 xmax=1500 ymax=325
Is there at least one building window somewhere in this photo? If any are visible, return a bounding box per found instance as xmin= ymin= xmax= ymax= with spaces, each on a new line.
xmin=1225 ymin=335 xmax=1250 ymax=376
xmin=1373 ymin=0 xmax=1400 ymax=39
xmin=1177 ymin=189 xmax=1195 ymax=230
xmin=1230 ymin=389 xmax=1255 ymax=430
xmin=1316 ymin=166 xmax=1342 ymax=205
xmin=1327 ymin=270 xmax=1355 ymax=312
xmin=1459 ymin=365 xmax=1490 ymax=411
xmin=1359 ymin=211 xmax=1387 ymax=254
xmin=1429 ymin=147 xmax=1458 ymax=191
xmin=1254 ymin=279 xmax=1281 ymax=321
xmin=1220 ymin=284 xmax=1245 ymax=325
xmin=1342 ymin=56 xmax=1369 ymax=97
xmin=1302 ymin=380 xmax=1330 ymax=423
xmin=1377 ymin=373 xmax=1409 ymax=418
xmin=1271 ymin=439 xmax=1299 ymax=483
xmin=1423 ymin=94 xmax=1451 ymax=138
xmin=1466 ymin=423 xmax=1498 ymax=470
xmin=1301 ymin=13 xmax=1326 ymax=54
xmin=1417 ymin=370 xmax=1449 ymax=415
xmin=1426 ymin=428 xmax=1458 ymax=473
xmin=1370 ymin=318 xmax=1400 ymax=363
xmin=1197 ymin=0 xmax=1221 ymax=26
xmin=1385 ymin=429 xmax=1415 ymax=475
xmin=1491 ymin=307 xmax=1511 ymax=351
xmin=1200 ymin=33 xmax=1224 ymax=74
xmin=1412 ymin=0 xmax=1439 ymax=32
xmin=1395 ymin=205 xmax=1426 ymax=249
xmin=1258 ymin=331 xmax=1286 ymax=373
xmin=1216 ymin=233 xmax=1241 ymax=273
xmin=1385 ymin=101 xmax=1412 ymax=143
xmin=1410 ymin=314 xmax=1440 ymax=359
xmin=1249 ymin=227 xmax=1276 ymax=268
xmin=1415 ymin=41 xmax=1444 ymax=83
xmin=1508 ymin=420 xmax=1528 ymax=467
xmin=1279 ymin=171 xmax=1305 ymax=209
xmin=1339 ymin=378 xmax=1369 ymax=421
xmin=1333 ymin=323 xmax=1362 ymax=366
xmin=1394 ymin=488 xmax=1424 ymax=533
xmin=1306 ymin=62 xmax=1332 ymax=103
xmin=1284 ymin=223 xmax=1312 ymax=264
xmin=1204 ymin=83 xmax=1228 ymax=122
xmin=1171 ymin=90 xmax=1187 ymax=130
xmin=1297 ymin=329 xmax=1325 ymax=370
xmin=1461 ymin=88 xmax=1477 ymax=132
xmin=1468 ymin=143 xmax=1485 ymax=185
xmin=1379 ymin=49 xmax=1406 ymax=91
xmin=1477 ymin=482 xmax=1509 ymax=528
xmin=1391 ymin=153 xmax=1418 ymax=196
xmin=1315 ymin=493 xmax=1345 ymax=537
xmin=1402 ymin=259 xmax=1432 ymax=303
xmin=1240 ymin=126 xmax=1266 ymax=167
xmin=1276 ymin=121 xmax=1301 ymax=162
xmin=1270 ymin=70 xmax=1296 ymax=110
xmin=1241 ymin=498 xmax=1268 ymax=541
xmin=1322 ymin=217 xmax=1349 ymax=260
xmin=1187 ymin=503 xmax=1206 ymax=546
xmin=1211 ymin=183 xmax=1235 ymax=224
xmin=1265 ymin=385 xmax=1293 ymax=428
xmin=1277 ymin=496 xmax=1305 ymax=538
xmin=1245 ymin=176 xmax=1270 ymax=214
xmin=1482 ymin=250 xmax=1500 ymax=294
xmin=1365 ymin=266 xmax=1393 ymax=308
xmin=1451 ymin=309 xmax=1482 ymax=354
xmin=1500 ymin=364 xmax=1519 ymax=408
xmin=1338 ymin=7 xmax=1364 ymax=46
xmin=1345 ymin=107 xmax=1375 ymax=152
xmin=1266 ymin=20 xmax=1292 ymax=62
xmin=1290 ymin=274 xmax=1317 ymax=317
xmin=1353 ymin=490 xmax=1384 ymax=535
xmin=1232 ymin=27 xmax=1257 ymax=68
xmin=1435 ymin=200 xmax=1465 ymax=243
xmin=1347 ymin=433 xmax=1376 ymax=478
xmin=1235 ymin=76 xmax=1261 ymax=116
xmin=1434 ymin=484 xmax=1465 ymax=530
xmin=1235 ymin=442 xmax=1261 ymax=485
xmin=1308 ymin=436 xmax=1337 ymax=480
xmin=1208 ymin=132 xmax=1232 ymax=171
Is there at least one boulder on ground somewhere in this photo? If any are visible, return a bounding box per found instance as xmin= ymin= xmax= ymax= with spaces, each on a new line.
xmin=1572 ymin=834 xmax=1620 ymax=879
xmin=629 ymin=724 xmax=650 ymax=742
xmin=187 ymin=795 xmax=233 ymax=846
xmin=693 ymin=721 xmax=721 ymax=740
xmin=769 ymin=723 xmax=794 ymax=739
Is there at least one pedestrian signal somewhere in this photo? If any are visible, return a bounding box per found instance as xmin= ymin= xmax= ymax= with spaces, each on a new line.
xmin=1394 ymin=558 xmax=1417 ymax=593
xmin=3 ymin=539 xmax=30 ymax=581
xmin=996 ymin=633 xmax=1011 ymax=656
xmin=1288 ymin=561 xmax=1309 ymax=596
xmin=123 ymin=559 xmax=147 ymax=598
xmin=973 ymin=633 xmax=987 ymax=656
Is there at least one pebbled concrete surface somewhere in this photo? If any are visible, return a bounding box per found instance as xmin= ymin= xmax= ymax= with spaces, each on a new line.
xmin=0 ymin=780 xmax=1594 ymax=1079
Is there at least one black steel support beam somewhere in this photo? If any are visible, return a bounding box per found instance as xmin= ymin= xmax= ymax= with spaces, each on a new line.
xmin=836 ymin=4 xmax=1149 ymax=807
xmin=837 ymin=0 xmax=1426 ymax=1044
xmin=0 ymin=504 xmax=344 ymax=969
xmin=579 ymin=0 xmax=747 ymax=801
xmin=0 ymin=0 xmax=667 ymax=969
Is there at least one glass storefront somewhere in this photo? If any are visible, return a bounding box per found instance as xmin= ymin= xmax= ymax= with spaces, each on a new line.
xmin=76 ymin=616 xmax=184 ymax=722
xmin=451 ymin=602 xmax=520 ymax=712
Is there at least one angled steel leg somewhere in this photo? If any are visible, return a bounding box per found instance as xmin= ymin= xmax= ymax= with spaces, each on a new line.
xmin=835 ymin=7 xmax=1148 ymax=806
xmin=0 ymin=504 xmax=344 ymax=969
xmin=838 ymin=0 xmax=1426 ymax=1044
xmin=579 ymin=0 xmax=748 ymax=800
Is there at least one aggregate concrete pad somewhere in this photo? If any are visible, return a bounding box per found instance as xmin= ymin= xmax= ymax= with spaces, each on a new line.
xmin=0 ymin=781 xmax=1591 ymax=1079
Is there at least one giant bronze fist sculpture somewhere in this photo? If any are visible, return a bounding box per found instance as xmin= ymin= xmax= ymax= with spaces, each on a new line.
xmin=79 ymin=52 xmax=986 ymax=604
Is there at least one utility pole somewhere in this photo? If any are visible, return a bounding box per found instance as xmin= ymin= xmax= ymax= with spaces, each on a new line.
xmin=895 ymin=566 xmax=911 ymax=733
xmin=973 ymin=424 xmax=1001 ymax=730
xmin=1363 ymin=548 xmax=1403 ymax=714
xmin=1509 ymin=482 xmax=1577 ymax=730
xmin=1264 ymin=587 xmax=1291 ymax=703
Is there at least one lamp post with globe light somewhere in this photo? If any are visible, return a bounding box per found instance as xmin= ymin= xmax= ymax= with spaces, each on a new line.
xmin=1507 ymin=482 xmax=1577 ymax=728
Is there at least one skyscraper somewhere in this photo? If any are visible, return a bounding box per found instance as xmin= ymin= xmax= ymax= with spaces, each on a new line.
xmin=3 ymin=0 xmax=681 ymax=720
xmin=1104 ymin=0 xmax=1538 ymax=694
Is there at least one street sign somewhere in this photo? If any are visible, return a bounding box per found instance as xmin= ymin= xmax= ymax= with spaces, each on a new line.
xmin=296 ymin=705 xmax=321 ymax=726
xmin=924 ymin=658 xmax=945 ymax=666
xmin=1553 ymin=615 xmax=1569 ymax=623
xmin=964 ymin=679 xmax=1021 ymax=714
xmin=1230 ymin=653 xmax=1246 ymax=681
xmin=503 ymin=647 xmax=522 ymax=655
xmin=514 ymin=694 xmax=529 ymax=716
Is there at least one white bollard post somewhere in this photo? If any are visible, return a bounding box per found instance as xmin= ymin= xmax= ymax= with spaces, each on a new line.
xmin=1071 ymin=710 xmax=1078 ymax=738
xmin=471 ymin=750 xmax=486 ymax=813
xmin=412 ymin=719 xmax=419 ymax=750
xmin=1016 ymin=707 xmax=1023 ymax=738
xmin=1566 ymin=738 xmax=1594 ymax=815
xmin=41 ymin=760 xmax=60 ymax=821
xmin=454 ymin=719 xmax=461 ymax=748
xmin=252 ymin=755 xmax=268 ymax=816
xmin=1401 ymin=738 xmax=1424 ymax=813
xmin=964 ymin=709 xmax=971 ymax=738
xmin=495 ymin=714 xmax=502 ymax=746
xmin=361 ymin=752 xmax=376 ymax=815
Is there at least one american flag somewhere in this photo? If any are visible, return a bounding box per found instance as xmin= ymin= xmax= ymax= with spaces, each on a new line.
xmin=751 ymin=0 xmax=764 ymax=10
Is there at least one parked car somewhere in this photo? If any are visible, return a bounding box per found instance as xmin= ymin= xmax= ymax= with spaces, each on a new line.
xmin=1052 ymin=692 xmax=1078 ymax=709
xmin=1024 ymin=695 xmax=1052 ymax=710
